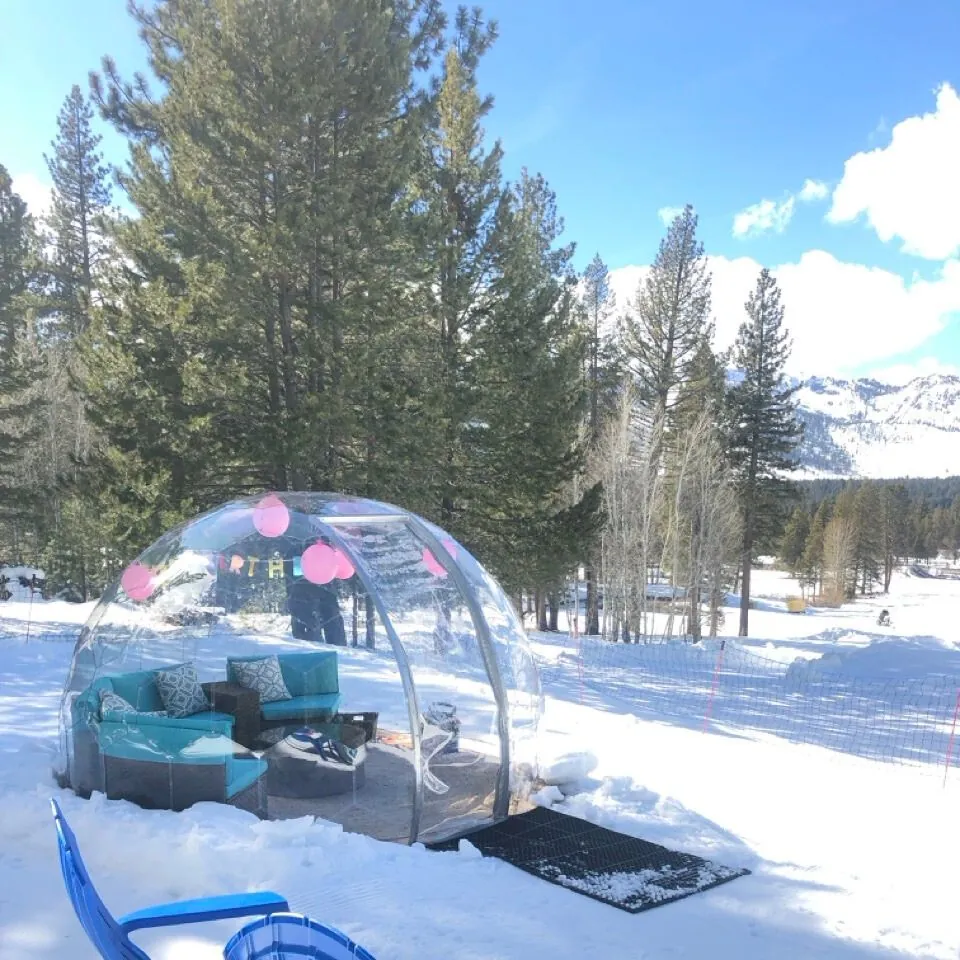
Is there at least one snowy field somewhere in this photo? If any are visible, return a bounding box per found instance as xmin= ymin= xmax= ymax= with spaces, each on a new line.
xmin=1 ymin=569 xmax=960 ymax=959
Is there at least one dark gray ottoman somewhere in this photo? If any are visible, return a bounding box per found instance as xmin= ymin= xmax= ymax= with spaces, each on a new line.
xmin=262 ymin=735 xmax=366 ymax=799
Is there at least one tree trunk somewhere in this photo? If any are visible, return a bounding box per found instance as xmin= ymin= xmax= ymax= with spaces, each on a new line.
xmin=535 ymin=589 xmax=548 ymax=632
xmin=738 ymin=543 xmax=752 ymax=637
xmin=365 ymin=593 xmax=376 ymax=649
xmin=689 ymin=584 xmax=702 ymax=642
xmin=547 ymin=593 xmax=559 ymax=631
xmin=585 ymin=564 xmax=600 ymax=635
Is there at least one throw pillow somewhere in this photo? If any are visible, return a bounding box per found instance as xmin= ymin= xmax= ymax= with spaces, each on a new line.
xmin=99 ymin=689 xmax=135 ymax=719
xmin=154 ymin=663 xmax=210 ymax=718
xmin=232 ymin=656 xmax=292 ymax=703
xmin=99 ymin=689 xmax=167 ymax=720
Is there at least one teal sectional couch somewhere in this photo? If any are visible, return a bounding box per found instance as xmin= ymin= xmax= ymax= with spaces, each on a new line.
xmin=227 ymin=651 xmax=341 ymax=727
xmin=67 ymin=650 xmax=342 ymax=818
xmin=69 ymin=662 xmax=266 ymax=816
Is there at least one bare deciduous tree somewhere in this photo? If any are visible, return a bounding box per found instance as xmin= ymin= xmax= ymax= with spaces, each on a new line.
xmin=591 ymin=385 xmax=738 ymax=642
xmin=823 ymin=514 xmax=856 ymax=605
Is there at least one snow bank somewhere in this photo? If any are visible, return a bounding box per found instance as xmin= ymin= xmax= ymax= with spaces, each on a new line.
xmin=785 ymin=633 xmax=960 ymax=682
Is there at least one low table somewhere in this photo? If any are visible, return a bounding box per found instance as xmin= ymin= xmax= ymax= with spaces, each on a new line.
xmin=261 ymin=731 xmax=367 ymax=799
xmin=203 ymin=681 xmax=260 ymax=749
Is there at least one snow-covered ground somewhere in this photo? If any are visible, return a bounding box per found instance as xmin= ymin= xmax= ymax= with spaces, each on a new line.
xmin=2 ymin=570 xmax=960 ymax=959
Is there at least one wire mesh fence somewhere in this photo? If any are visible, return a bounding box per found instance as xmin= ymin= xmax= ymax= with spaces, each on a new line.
xmin=536 ymin=635 xmax=960 ymax=781
xmin=5 ymin=603 xmax=960 ymax=785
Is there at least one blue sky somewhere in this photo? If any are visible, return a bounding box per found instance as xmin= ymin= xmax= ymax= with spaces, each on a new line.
xmin=4 ymin=0 xmax=960 ymax=380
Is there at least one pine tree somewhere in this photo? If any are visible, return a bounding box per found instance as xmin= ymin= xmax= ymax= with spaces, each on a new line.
xmin=45 ymin=85 xmax=112 ymax=339
xmin=852 ymin=483 xmax=884 ymax=595
xmin=800 ymin=499 xmax=830 ymax=596
xmin=465 ymin=169 xmax=594 ymax=595
xmin=623 ymin=204 xmax=713 ymax=436
xmin=779 ymin=506 xmax=810 ymax=572
xmin=419 ymin=22 xmax=503 ymax=533
xmin=878 ymin=484 xmax=908 ymax=592
xmin=85 ymin=0 xmax=446 ymax=548
xmin=726 ymin=268 xmax=803 ymax=635
xmin=0 ymin=166 xmax=43 ymax=544
xmin=580 ymin=253 xmax=619 ymax=634
xmin=582 ymin=253 xmax=617 ymax=440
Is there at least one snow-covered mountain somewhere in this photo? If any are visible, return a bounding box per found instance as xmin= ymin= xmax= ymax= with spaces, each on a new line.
xmin=793 ymin=374 xmax=960 ymax=478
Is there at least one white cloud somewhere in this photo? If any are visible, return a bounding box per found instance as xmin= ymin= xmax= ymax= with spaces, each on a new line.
xmin=657 ymin=206 xmax=685 ymax=226
xmin=11 ymin=172 xmax=53 ymax=219
xmin=732 ymin=197 xmax=796 ymax=239
xmin=609 ymin=251 xmax=960 ymax=379
xmin=798 ymin=178 xmax=828 ymax=202
xmin=828 ymin=83 xmax=960 ymax=260
xmin=732 ymin=177 xmax=830 ymax=240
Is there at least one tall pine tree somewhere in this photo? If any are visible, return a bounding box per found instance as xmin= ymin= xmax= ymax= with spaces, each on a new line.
xmin=84 ymin=0 xmax=446 ymax=550
xmin=45 ymin=85 xmax=112 ymax=338
xmin=726 ymin=268 xmax=802 ymax=636
xmin=465 ymin=169 xmax=593 ymax=597
xmin=623 ymin=204 xmax=713 ymax=437
xmin=419 ymin=19 xmax=503 ymax=534
xmin=580 ymin=253 xmax=619 ymax=634
xmin=0 ymin=166 xmax=43 ymax=546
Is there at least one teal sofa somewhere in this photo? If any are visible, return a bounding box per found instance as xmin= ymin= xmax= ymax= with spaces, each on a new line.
xmin=226 ymin=651 xmax=341 ymax=728
xmin=66 ymin=651 xmax=342 ymax=817
xmin=69 ymin=663 xmax=266 ymax=816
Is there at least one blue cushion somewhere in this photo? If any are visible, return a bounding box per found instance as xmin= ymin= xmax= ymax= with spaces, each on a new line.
xmin=133 ymin=710 xmax=235 ymax=731
xmin=109 ymin=667 xmax=182 ymax=713
xmin=98 ymin=726 xmax=181 ymax=761
xmin=229 ymin=652 xmax=338 ymax=698
xmin=98 ymin=714 xmax=235 ymax=760
xmin=225 ymin=758 xmax=268 ymax=799
xmin=281 ymin=653 xmax=339 ymax=697
xmin=259 ymin=693 xmax=341 ymax=721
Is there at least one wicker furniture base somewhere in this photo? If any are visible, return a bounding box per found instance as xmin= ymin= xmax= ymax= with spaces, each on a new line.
xmin=101 ymin=753 xmax=268 ymax=818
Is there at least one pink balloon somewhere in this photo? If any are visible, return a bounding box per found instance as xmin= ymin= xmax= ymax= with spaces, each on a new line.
xmin=423 ymin=548 xmax=448 ymax=578
xmin=253 ymin=494 xmax=290 ymax=538
xmin=302 ymin=542 xmax=338 ymax=584
xmin=121 ymin=562 xmax=156 ymax=601
xmin=334 ymin=549 xmax=355 ymax=579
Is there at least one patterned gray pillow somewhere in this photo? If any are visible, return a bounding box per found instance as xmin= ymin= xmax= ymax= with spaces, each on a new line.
xmin=99 ymin=689 xmax=167 ymax=720
xmin=232 ymin=656 xmax=292 ymax=703
xmin=99 ymin=689 xmax=136 ymax=719
xmin=153 ymin=663 xmax=210 ymax=718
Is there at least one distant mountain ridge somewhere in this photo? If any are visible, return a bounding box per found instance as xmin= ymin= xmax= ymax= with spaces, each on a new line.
xmin=791 ymin=374 xmax=960 ymax=478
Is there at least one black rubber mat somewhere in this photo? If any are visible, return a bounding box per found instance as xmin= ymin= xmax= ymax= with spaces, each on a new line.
xmin=427 ymin=805 xmax=750 ymax=914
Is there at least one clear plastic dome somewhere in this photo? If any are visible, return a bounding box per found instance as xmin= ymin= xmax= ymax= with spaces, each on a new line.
xmin=55 ymin=493 xmax=542 ymax=844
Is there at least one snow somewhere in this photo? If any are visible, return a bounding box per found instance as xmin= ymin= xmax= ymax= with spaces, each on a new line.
xmin=793 ymin=373 xmax=960 ymax=478
xmin=2 ymin=570 xmax=960 ymax=958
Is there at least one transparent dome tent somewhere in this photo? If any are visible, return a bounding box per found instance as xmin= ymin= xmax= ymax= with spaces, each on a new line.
xmin=56 ymin=493 xmax=543 ymax=845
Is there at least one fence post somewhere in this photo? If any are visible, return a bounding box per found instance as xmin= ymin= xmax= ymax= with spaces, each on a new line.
xmin=702 ymin=640 xmax=726 ymax=733
xmin=576 ymin=632 xmax=585 ymax=705
xmin=25 ymin=576 xmax=37 ymax=645
xmin=944 ymin=689 xmax=960 ymax=787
